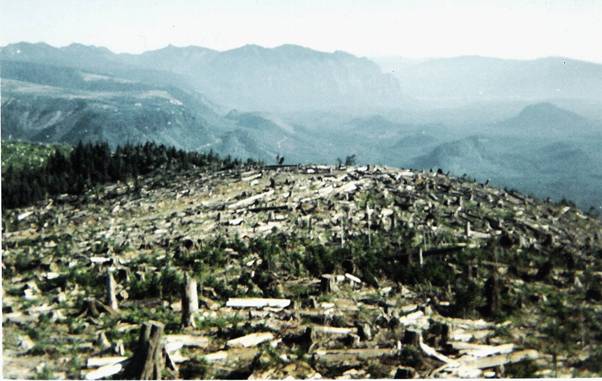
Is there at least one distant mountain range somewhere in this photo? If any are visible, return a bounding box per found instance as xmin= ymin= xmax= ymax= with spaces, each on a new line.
xmin=1 ymin=42 xmax=403 ymax=112
xmin=0 ymin=60 xmax=230 ymax=151
xmin=410 ymin=103 xmax=602 ymax=209
xmin=374 ymin=55 xmax=602 ymax=107
xmin=0 ymin=58 xmax=330 ymax=162
xmin=1 ymin=42 xmax=602 ymax=210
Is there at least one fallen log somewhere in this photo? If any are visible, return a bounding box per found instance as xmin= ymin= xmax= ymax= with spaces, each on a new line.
xmin=454 ymin=343 xmax=515 ymax=359
xmin=228 ymin=190 xmax=274 ymax=210
xmin=248 ymin=205 xmax=289 ymax=213
xmin=227 ymin=332 xmax=274 ymax=348
xmin=460 ymin=349 xmax=539 ymax=369
xmin=203 ymin=348 xmax=259 ymax=363
xmin=225 ymin=298 xmax=290 ymax=309
xmin=85 ymin=362 xmax=127 ymax=380
xmin=419 ymin=335 xmax=454 ymax=364
xmin=310 ymin=325 xmax=357 ymax=336
xmin=86 ymin=356 xmax=128 ymax=368
xmin=313 ymin=348 xmax=397 ymax=366
xmin=164 ymin=334 xmax=209 ymax=353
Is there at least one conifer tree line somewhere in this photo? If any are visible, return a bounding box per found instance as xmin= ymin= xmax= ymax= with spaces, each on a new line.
xmin=2 ymin=141 xmax=261 ymax=209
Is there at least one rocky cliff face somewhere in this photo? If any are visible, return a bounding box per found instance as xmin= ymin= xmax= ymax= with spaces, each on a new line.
xmin=3 ymin=165 xmax=601 ymax=378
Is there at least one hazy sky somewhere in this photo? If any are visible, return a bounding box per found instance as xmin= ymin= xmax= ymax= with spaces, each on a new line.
xmin=1 ymin=0 xmax=601 ymax=61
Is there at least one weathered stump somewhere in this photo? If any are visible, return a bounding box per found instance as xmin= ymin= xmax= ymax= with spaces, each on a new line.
xmin=394 ymin=366 xmax=417 ymax=379
xmin=402 ymin=329 xmax=421 ymax=346
xmin=320 ymin=275 xmax=339 ymax=293
xmin=79 ymin=298 xmax=116 ymax=318
xmin=181 ymin=273 xmax=198 ymax=328
xmin=124 ymin=322 xmax=165 ymax=379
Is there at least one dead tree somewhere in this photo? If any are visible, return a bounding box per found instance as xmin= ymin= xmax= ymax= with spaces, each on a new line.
xmin=124 ymin=322 xmax=165 ymax=379
xmin=484 ymin=271 xmax=501 ymax=318
xmin=181 ymin=273 xmax=198 ymax=328
xmin=106 ymin=269 xmax=119 ymax=311
xmin=366 ymin=203 xmax=372 ymax=247
xmin=340 ymin=218 xmax=346 ymax=247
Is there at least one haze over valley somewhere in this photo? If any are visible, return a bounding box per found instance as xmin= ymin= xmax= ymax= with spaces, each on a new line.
xmin=2 ymin=42 xmax=601 ymax=211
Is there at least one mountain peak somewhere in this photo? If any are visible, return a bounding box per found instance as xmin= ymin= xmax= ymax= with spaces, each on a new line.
xmin=61 ymin=43 xmax=113 ymax=55
xmin=235 ymin=43 xmax=267 ymax=52
xmin=497 ymin=102 xmax=592 ymax=136
xmin=517 ymin=102 xmax=583 ymax=121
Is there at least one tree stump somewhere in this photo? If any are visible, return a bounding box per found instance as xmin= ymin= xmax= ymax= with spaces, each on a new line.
xmin=181 ymin=273 xmax=198 ymax=328
xmin=124 ymin=322 xmax=165 ymax=379
xmin=79 ymin=298 xmax=116 ymax=318
xmin=320 ymin=275 xmax=338 ymax=293
xmin=402 ymin=329 xmax=421 ymax=346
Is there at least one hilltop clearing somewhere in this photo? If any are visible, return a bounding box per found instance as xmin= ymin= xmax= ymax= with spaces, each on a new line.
xmin=2 ymin=165 xmax=602 ymax=378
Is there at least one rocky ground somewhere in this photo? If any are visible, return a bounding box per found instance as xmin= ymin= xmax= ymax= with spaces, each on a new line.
xmin=2 ymin=164 xmax=602 ymax=379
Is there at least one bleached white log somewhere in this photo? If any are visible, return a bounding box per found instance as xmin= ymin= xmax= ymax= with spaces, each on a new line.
xmin=312 ymin=325 xmax=357 ymax=335
xmin=453 ymin=343 xmax=515 ymax=359
xmin=90 ymin=257 xmax=111 ymax=265
xmin=227 ymin=332 xmax=274 ymax=348
xmin=86 ymin=356 xmax=127 ymax=368
xmin=460 ymin=349 xmax=539 ymax=369
xmin=164 ymin=334 xmax=209 ymax=353
xmin=225 ymin=298 xmax=290 ymax=309
xmin=17 ymin=211 xmax=34 ymax=221
xmin=344 ymin=273 xmax=361 ymax=284
xmin=398 ymin=310 xmax=425 ymax=326
xmin=419 ymin=336 xmax=455 ymax=364
xmin=203 ymin=350 xmax=229 ymax=363
xmin=84 ymin=362 xmax=125 ymax=380
xmin=228 ymin=190 xmax=274 ymax=210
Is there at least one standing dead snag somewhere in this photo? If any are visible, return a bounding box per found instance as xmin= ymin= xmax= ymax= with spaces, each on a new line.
xmin=181 ymin=273 xmax=198 ymax=328
xmin=124 ymin=322 xmax=165 ymax=379
xmin=106 ymin=269 xmax=119 ymax=311
xmin=484 ymin=271 xmax=501 ymax=318
xmin=366 ymin=203 xmax=372 ymax=247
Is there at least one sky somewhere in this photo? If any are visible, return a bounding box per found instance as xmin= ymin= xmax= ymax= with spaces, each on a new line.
xmin=1 ymin=0 xmax=601 ymax=62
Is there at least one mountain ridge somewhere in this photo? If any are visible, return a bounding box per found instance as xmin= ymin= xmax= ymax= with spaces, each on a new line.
xmin=2 ymin=41 xmax=403 ymax=112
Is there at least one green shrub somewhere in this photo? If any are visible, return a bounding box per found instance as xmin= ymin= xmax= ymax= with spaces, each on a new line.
xmin=505 ymin=359 xmax=539 ymax=378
